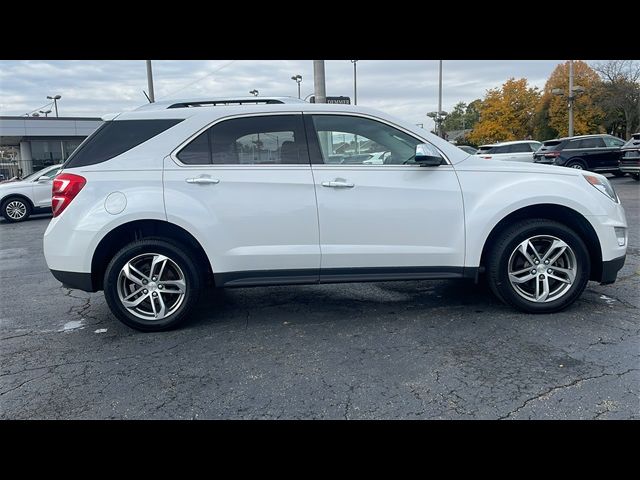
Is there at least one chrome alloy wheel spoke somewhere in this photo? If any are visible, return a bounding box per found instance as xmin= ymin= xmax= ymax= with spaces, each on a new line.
xmin=508 ymin=235 xmax=577 ymax=303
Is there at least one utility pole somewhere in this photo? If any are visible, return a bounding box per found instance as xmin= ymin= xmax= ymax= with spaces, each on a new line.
xmin=351 ymin=60 xmax=358 ymax=105
xmin=146 ymin=60 xmax=155 ymax=103
xmin=438 ymin=60 xmax=443 ymax=137
xmin=313 ymin=60 xmax=327 ymax=104
xmin=568 ymin=60 xmax=574 ymax=137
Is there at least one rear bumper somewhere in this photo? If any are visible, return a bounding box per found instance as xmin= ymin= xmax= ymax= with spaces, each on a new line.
xmin=599 ymin=255 xmax=626 ymax=285
xmin=50 ymin=269 xmax=96 ymax=292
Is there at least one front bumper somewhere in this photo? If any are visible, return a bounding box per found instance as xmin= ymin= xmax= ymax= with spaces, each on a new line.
xmin=619 ymin=164 xmax=639 ymax=174
xmin=599 ymin=255 xmax=626 ymax=284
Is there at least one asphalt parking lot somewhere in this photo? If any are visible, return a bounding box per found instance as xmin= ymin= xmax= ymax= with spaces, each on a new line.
xmin=0 ymin=176 xmax=638 ymax=419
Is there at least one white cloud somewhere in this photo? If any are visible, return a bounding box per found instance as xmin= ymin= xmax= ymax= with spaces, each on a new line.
xmin=0 ymin=59 xmax=567 ymax=129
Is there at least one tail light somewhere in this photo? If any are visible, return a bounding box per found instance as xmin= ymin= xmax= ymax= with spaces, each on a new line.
xmin=480 ymin=156 xmax=492 ymax=159
xmin=52 ymin=173 xmax=86 ymax=217
xmin=544 ymin=151 xmax=561 ymax=158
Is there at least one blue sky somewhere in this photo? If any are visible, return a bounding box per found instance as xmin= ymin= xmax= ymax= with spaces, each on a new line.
xmin=0 ymin=59 xmax=580 ymax=130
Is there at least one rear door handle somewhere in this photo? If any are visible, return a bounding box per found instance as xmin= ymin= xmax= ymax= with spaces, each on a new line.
xmin=321 ymin=181 xmax=355 ymax=188
xmin=186 ymin=177 xmax=220 ymax=185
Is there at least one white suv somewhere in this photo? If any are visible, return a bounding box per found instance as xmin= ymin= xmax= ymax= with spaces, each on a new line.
xmin=0 ymin=164 xmax=63 ymax=222
xmin=43 ymin=100 xmax=628 ymax=331
xmin=476 ymin=140 xmax=542 ymax=163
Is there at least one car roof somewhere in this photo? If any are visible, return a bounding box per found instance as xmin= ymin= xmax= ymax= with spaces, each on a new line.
xmin=551 ymin=133 xmax=615 ymax=142
xmin=477 ymin=140 xmax=539 ymax=148
xmin=134 ymin=96 xmax=306 ymax=111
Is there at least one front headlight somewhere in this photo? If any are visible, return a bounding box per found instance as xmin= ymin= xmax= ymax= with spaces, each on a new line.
xmin=583 ymin=174 xmax=619 ymax=203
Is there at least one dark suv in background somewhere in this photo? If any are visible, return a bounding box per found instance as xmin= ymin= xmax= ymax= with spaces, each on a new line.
xmin=619 ymin=133 xmax=640 ymax=181
xmin=533 ymin=134 xmax=625 ymax=175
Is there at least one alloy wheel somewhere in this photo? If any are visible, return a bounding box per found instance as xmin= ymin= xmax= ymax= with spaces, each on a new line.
xmin=116 ymin=253 xmax=187 ymax=320
xmin=6 ymin=200 xmax=27 ymax=220
xmin=507 ymin=235 xmax=577 ymax=303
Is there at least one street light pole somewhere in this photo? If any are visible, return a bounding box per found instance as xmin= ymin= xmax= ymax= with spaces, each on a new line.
xmin=291 ymin=75 xmax=302 ymax=99
xmin=438 ymin=60 xmax=443 ymax=137
xmin=351 ymin=60 xmax=358 ymax=105
xmin=146 ymin=60 xmax=155 ymax=103
xmin=47 ymin=95 xmax=61 ymax=117
xmin=568 ymin=60 xmax=574 ymax=137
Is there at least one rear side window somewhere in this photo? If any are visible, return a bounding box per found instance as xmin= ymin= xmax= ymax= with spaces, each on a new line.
xmin=65 ymin=119 xmax=183 ymax=168
xmin=176 ymin=115 xmax=309 ymax=165
xmin=507 ymin=144 xmax=532 ymax=153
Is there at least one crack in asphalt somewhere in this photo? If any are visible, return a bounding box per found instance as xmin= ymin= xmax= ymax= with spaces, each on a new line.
xmin=499 ymin=368 xmax=639 ymax=419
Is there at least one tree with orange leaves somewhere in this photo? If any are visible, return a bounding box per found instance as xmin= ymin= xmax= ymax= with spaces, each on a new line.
xmin=535 ymin=61 xmax=604 ymax=139
xmin=468 ymin=78 xmax=540 ymax=145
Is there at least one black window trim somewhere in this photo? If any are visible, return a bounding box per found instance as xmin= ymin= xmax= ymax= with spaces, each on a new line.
xmin=64 ymin=118 xmax=184 ymax=168
xmin=302 ymin=111 xmax=451 ymax=167
xmin=170 ymin=111 xmax=312 ymax=168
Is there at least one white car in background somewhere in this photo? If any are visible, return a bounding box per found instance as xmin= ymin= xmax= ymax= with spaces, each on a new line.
xmin=0 ymin=164 xmax=63 ymax=222
xmin=476 ymin=140 xmax=542 ymax=163
xmin=362 ymin=151 xmax=391 ymax=164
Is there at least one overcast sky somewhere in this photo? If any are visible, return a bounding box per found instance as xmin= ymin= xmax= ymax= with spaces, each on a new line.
xmin=0 ymin=60 xmax=578 ymax=130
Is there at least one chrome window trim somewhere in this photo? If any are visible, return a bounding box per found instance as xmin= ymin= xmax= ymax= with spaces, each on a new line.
xmin=169 ymin=111 xmax=308 ymax=168
xmin=305 ymin=111 xmax=451 ymax=166
xmin=169 ymin=110 xmax=451 ymax=168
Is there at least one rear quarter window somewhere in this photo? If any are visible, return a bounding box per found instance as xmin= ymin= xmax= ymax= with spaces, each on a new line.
xmin=65 ymin=119 xmax=183 ymax=168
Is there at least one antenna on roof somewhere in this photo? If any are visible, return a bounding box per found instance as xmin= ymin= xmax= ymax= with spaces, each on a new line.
xmin=142 ymin=90 xmax=152 ymax=103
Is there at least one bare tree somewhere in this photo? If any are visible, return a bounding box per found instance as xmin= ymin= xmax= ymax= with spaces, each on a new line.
xmin=594 ymin=60 xmax=640 ymax=139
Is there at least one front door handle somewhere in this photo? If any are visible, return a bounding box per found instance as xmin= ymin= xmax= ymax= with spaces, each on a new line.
xmin=186 ymin=177 xmax=220 ymax=185
xmin=321 ymin=181 xmax=355 ymax=188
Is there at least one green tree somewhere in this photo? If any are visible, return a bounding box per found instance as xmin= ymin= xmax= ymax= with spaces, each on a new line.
xmin=593 ymin=60 xmax=640 ymax=139
xmin=468 ymin=78 xmax=540 ymax=145
xmin=442 ymin=99 xmax=482 ymax=133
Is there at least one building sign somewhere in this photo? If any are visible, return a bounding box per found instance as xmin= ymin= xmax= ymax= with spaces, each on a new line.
xmin=309 ymin=96 xmax=351 ymax=104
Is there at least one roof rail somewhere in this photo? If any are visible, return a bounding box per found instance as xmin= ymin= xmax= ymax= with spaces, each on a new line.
xmin=134 ymin=96 xmax=306 ymax=111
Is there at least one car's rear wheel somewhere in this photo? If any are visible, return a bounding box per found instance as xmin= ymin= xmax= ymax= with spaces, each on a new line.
xmin=612 ymin=170 xmax=626 ymax=177
xmin=566 ymin=160 xmax=586 ymax=170
xmin=487 ymin=219 xmax=590 ymax=313
xmin=103 ymin=238 xmax=202 ymax=331
xmin=1 ymin=197 xmax=31 ymax=222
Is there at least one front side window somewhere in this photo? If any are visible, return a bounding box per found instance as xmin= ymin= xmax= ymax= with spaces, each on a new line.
xmin=582 ymin=137 xmax=605 ymax=149
xmin=309 ymin=115 xmax=422 ymax=165
xmin=177 ymin=115 xmax=309 ymax=165
xmin=603 ymin=136 xmax=624 ymax=148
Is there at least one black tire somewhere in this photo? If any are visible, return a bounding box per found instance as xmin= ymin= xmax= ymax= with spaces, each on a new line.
xmin=1 ymin=197 xmax=32 ymax=223
xmin=631 ymin=173 xmax=639 ymax=181
xmin=612 ymin=170 xmax=626 ymax=177
xmin=487 ymin=219 xmax=590 ymax=314
xmin=103 ymin=238 xmax=202 ymax=331
xmin=566 ymin=159 xmax=586 ymax=170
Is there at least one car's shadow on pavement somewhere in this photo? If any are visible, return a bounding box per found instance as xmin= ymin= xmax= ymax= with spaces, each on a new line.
xmin=186 ymin=279 xmax=508 ymax=330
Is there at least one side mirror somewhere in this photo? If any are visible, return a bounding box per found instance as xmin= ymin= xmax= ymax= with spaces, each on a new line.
xmin=37 ymin=176 xmax=51 ymax=183
xmin=415 ymin=143 xmax=444 ymax=167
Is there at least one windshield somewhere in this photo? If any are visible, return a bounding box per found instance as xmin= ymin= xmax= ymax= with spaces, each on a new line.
xmin=21 ymin=165 xmax=58 ymax=182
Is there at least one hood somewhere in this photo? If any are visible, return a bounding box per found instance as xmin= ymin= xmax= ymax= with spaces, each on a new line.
xmin=456 ymin=156 xmax=581 ymax=177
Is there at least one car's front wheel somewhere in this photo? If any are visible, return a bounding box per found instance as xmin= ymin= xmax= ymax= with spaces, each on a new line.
xmin=1 ymin=197 xmax=31 ymax=222
xmin=487 ymin=219 xmax=590 ymax=313
xmin=631 ymin=173 xmax=639 ymax=181
xmin=103 ymin=238 xmax=202 ymax=331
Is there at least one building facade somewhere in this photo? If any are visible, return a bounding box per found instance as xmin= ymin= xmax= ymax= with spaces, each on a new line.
xmin=0 ymin=116 xmax=102 ymax=179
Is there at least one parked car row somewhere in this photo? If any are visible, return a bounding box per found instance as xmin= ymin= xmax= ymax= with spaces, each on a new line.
xmin=456 ymin=133 xmax=637 ymax=178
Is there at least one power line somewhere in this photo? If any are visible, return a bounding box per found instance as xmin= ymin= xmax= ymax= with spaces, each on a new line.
xmin=25 ymin=101 xmax=54 ymax=116
xmin=159 ymin=60 xmax=237 ymax=99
